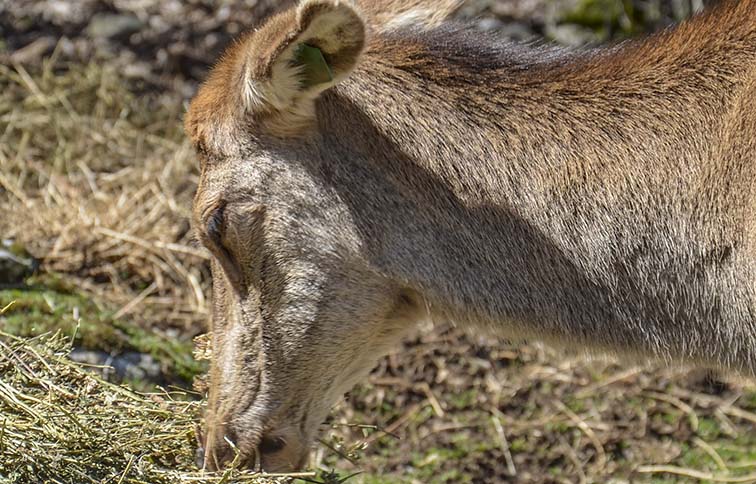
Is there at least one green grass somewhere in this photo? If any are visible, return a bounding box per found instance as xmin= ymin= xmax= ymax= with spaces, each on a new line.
xmin=0 ymin=275 xmax=204 ymax=385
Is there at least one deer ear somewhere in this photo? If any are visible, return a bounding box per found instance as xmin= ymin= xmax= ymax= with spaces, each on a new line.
xmin=241 ymin=0 xmax=366 ymax=111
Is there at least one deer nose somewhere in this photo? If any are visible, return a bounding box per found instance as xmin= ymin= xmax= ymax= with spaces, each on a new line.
xmin=195 ymin=444 xmax=205 ymax=469
xmin=200 ymin=421 xmax=251 ymax=470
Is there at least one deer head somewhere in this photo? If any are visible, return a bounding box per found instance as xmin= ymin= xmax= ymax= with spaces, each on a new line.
xmin=186 ymin=0 xmax=451 ymax=471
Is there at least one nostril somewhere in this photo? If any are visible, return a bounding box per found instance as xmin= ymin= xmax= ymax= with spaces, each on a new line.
xmin=258 ymin=435 xmax=287 ymax=454
xmin=200 ymin=425 xmax=240 ymax=471
xmin=195 ymin=445 xmax=205 ymax=469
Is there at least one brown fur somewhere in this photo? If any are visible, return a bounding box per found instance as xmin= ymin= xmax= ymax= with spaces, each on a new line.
xmin=185 ymin=0 xmax=756 ymax=472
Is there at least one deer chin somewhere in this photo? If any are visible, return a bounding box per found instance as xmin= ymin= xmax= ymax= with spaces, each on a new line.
xmin=201 ymin=401 xmax=315 ymax=472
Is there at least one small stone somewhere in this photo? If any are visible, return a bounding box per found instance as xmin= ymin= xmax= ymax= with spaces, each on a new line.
xmin=69 ymin=349 xmax=164 ymax=383
xmin=86 ymin=13 xmax=144 ymax=39
xmin=123 ymin=61 xmax=151 ymax=80
xmin=0 ymin=240 xmax=38 ymax=286
xmin=546 ymin=24 xmax=598 ymax=46
xmin=498 ymin=23 xmax=538 ymax=42
xmin=477 ymin=18 xmax=505 ymax=32
xmin=10 ymin=37 xmax=56 ymax=64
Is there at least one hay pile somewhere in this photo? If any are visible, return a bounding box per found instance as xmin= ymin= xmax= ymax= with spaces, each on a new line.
xmin=0 ymin=330 xmax=302 ymax=483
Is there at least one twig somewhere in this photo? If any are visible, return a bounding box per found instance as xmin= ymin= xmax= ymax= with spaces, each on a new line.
xmin=644 ymin=390 xmax=699 ymax=431
xmin=636 ymin=465 xmax=756 ymax=483
xmin=0 ymin=300 xmax=15 ymax=314
xmin=94 ymin=226 xmax=209 ymax=260
xmin=114 ymin=281 xmax=158 ymax=320
xmin=693 ymin=437 xmax=728 ymax=472
xmin=416 ymin=382 xmax=445 ymax=418
xmin=490 ymin=409 xmax=517 ymax=476
xmin=553 ymin=400 xmax=607 ymax=472
xmin=574 ymin=367 xmax=641 ymax=398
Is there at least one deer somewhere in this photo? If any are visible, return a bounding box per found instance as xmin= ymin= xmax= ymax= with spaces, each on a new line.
xmin=184 ymin=0 xmax=756 ymax=472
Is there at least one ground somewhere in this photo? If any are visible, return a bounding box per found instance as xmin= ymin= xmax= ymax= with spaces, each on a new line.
xmin=0 ymin=1 xmax=754 ymax=483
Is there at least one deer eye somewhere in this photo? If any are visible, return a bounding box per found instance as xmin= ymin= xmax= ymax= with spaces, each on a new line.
xmin=205 ymin=202 xmax=226 ymax=250
xmin=202 ymin=202 xmax=243 ymax=287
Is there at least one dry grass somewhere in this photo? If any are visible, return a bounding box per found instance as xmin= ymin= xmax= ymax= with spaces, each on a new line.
xmin=0 ymin=55 xmax=209 ymax=334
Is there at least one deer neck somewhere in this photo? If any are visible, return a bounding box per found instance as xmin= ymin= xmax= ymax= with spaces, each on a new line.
xmin=313 ymin=24 xmax=756 ymax=346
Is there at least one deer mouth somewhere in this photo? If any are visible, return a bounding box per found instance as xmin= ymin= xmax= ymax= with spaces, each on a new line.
xmin=199 ymin=401 xmax=313 ymax=472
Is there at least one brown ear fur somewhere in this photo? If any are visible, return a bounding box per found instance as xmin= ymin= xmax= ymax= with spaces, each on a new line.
xmin=238 ymin=0 xmax=365 ymax=113
xmin=185 ymin=0 xmax=366 ymax=147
